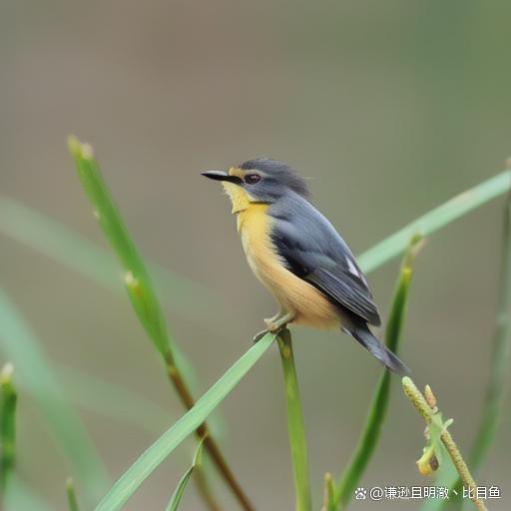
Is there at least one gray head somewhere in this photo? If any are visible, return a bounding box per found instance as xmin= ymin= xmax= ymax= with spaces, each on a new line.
xmin=201 ymin=158 xmax=310 ymax=203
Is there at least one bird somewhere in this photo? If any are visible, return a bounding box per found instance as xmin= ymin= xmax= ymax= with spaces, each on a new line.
xmin=202 ymin=159 xmax=409 ymax=374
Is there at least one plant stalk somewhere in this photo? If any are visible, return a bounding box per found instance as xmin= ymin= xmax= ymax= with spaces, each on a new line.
xmin=66 ymin=478 xmax=81 ymax=511
xmin=402 ymin=378 xmax=487 ymax=511
xmin=0 ymin=363 xmax=16 ymax=495
xmin=277 ymin=329 xmax=312 ymax=511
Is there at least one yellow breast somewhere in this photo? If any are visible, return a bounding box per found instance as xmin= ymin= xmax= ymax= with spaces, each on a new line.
xmin=224 ymin=184 xmax=340 ymax=330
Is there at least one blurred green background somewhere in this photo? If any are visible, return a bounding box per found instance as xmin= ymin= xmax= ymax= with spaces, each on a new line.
xmin=1 ymin=1 xmax=510 ymax=509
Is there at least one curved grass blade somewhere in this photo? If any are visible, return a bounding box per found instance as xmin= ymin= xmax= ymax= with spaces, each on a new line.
xmin=58 ymin=367 xmax=222 ymax=509
xmin=0 ymin=363 xmax=16 ymax=494
xmin=68 ymin=136 xmax=170 ymax=358
xmin=358 ymin=170 xmax=510 ymax=273
xmin=277 ymin=329 xmax=311 ymax=511
xmin=0 ymin=289 xmax=109 ymax=504
xmin=95 ymin=333 xmax=275 ymax=511
xmin=166 ymin=438 xmax=205 ymax=511
xmin=334 ymin=235 xmax=423 ymax=509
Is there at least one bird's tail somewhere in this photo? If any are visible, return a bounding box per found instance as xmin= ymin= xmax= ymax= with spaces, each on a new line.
xmin=346 ymin=325 xmax=410 ymax=375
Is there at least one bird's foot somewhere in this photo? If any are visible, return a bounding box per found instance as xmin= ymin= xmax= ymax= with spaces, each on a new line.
xmin=253 ymin=312 xmax=295 ymax=343
xmin=263 ymin=309 xmax=285 ymax=327
xmin=252 ymin=329 xmax=269 ymax=344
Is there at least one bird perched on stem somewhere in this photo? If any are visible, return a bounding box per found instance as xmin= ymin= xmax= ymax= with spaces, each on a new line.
xmin=202 ymin=159 xmax=409 ymax=374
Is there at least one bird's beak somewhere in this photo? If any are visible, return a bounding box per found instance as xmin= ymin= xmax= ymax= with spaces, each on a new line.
xmin=201 ymin=170 xmax=242 ymax=184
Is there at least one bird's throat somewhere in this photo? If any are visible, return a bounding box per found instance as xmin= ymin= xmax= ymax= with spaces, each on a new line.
xmin=222 ymin=182 xmax=253 ymax=214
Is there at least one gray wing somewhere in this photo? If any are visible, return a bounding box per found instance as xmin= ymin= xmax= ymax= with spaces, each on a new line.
xmin=269 ymin=198 xmax=381 ymax=326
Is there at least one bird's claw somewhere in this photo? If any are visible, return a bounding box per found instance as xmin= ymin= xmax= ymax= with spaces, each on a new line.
xmin=253 ymin=312 xmax=295 ymax=343
xmin=252 ymin=327 xmax=285 ymax=344
xmin=252 ymin=330 xmax=269 ymax=344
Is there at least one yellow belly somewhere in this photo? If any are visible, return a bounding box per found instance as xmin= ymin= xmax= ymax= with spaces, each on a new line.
xmin=236 ymin=203 xmax=340 ymax=330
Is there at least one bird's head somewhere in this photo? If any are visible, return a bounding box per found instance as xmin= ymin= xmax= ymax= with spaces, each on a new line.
xmin=202 ymin=158 xmax=309 ymax=213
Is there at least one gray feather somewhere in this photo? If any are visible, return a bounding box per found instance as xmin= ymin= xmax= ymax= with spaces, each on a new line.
xmin=349 ymin=325 xmax=410 ymax=375
xmin=269 ymin=192 xmax=381 ymax=326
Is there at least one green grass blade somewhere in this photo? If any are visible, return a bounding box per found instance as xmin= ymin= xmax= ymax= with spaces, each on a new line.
xmin=66 ymin=478 xmax=81 ymax=511
xmin=358 ymin=170 xmax=510 ymax=273
xmin=334 ymin=235 xmax=423 ymax=509
xmin=68 ymin=136 xmax=170 ymax=357
xmin=277 ymin=330 xmax=311 ymax=511
xmin=95 ymin=333 xmax=275 ymax=511
xmin=1 ymin=363 xmax=17 ymax=494
xmin=1 ymin=363 xmax=66 ymax=511
xmin=0 ymin=195 xmax=226 ymax=326
xmin=0 ymin=289 xmax=109 ymax=504
xmin=166 ymin=438 xmax=205 ymax=511
xmin=322 ymin=473 xmax=336 ymax=511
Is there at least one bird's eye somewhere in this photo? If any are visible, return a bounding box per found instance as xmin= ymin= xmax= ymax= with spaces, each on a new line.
xmin=244 ymin=174 xmax=261 ymax=185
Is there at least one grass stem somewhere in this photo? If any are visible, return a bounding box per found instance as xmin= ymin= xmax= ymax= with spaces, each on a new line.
xmin=0 ymin=363 xmax=16 ymax=495
xmin=66 ymin=478 xmax=81 ymax=511
xmin=402 ymin=378 xmax=487 ymax=511
xmin=278 ymin=329 xmax=312 ymax=511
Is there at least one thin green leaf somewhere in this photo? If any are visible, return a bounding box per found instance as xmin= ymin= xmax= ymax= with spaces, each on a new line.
xmin=66 ymin=478 xmax=81 ymax=511
xmin=277 ymin=329 xmax=311 ymax=511
xmin=1 ymin=363 xmax=16 ymax=493
xmin=95 ymin=333 xmax=275 ymax=511
xmin=334 ymin=235 xmax=423 ymax=509
xmin=68 ymin=136 xmax=170 ymax=357
xmin=0 ymin=289 xmax=109 ymax=504
xmin=1 ymin=365 xmax=56 ymax=511
xmin=166 ymin=438 xmax=205 ymax=511
xmin=358 ymin=170 xmax=510 ymax=273
xmin=67 ymin=137 xmax=205 ymax=402
xmin=321 ymin=473 xmax=335 ymax=511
